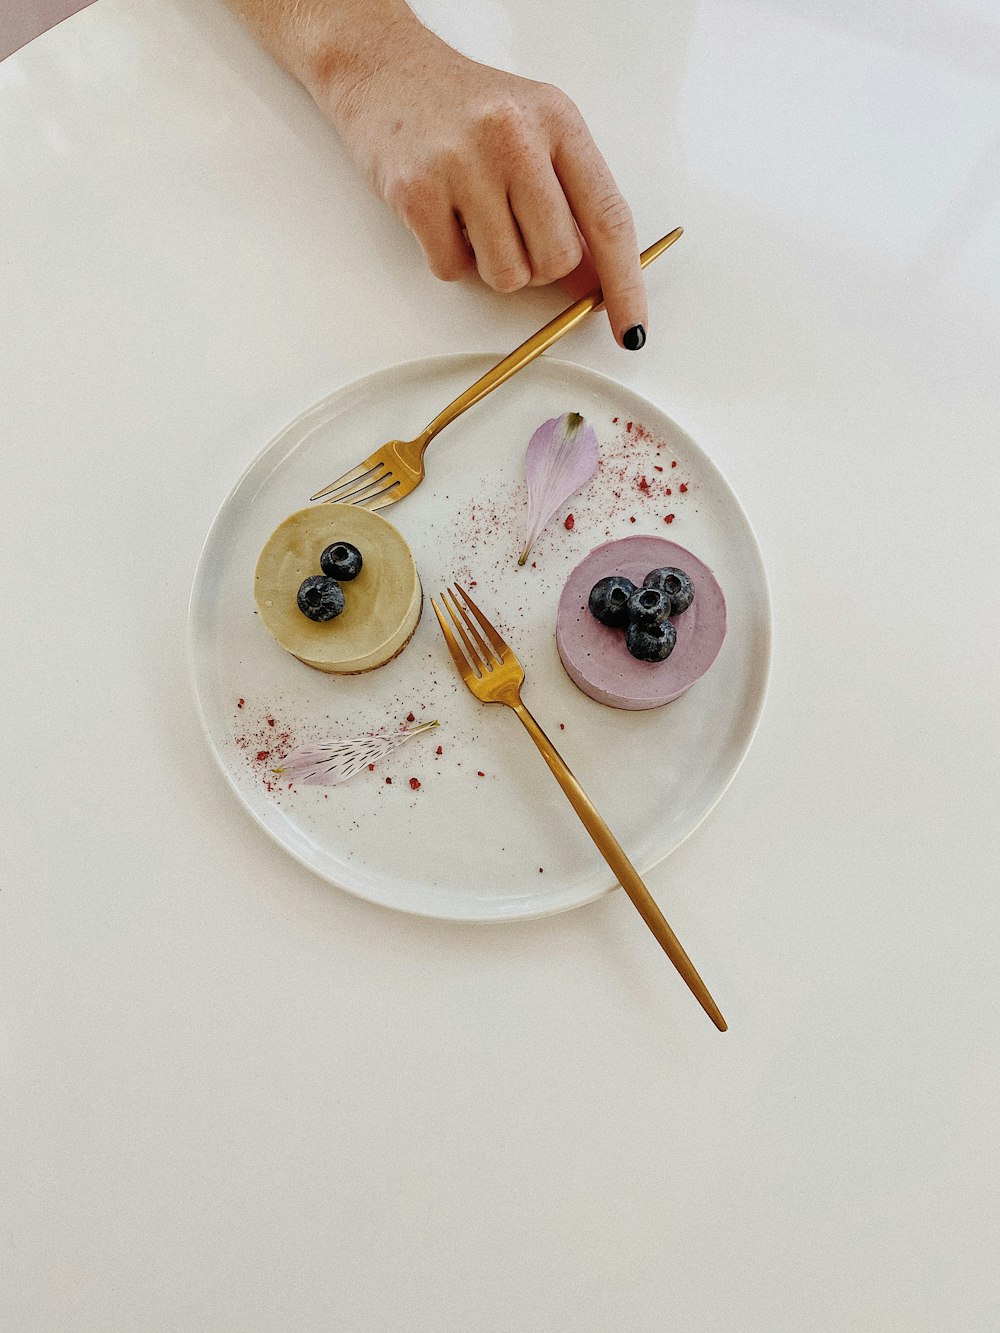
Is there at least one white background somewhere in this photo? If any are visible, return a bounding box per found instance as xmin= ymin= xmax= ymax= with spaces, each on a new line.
xmin=2 ymin=0 xmax=998 ymax=1328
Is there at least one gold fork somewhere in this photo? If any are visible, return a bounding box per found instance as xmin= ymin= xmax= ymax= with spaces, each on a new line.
xmin=432 ymin=582 xmax=727 ymax=1032
xmin=309 ymin=228 xmax=683 ymax=511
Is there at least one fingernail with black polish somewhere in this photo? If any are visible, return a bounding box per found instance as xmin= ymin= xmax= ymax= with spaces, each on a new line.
xmin=622 ymin=324 xmax=646 ymax=351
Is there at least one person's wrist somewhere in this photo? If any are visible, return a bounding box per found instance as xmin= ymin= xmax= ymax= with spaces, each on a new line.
xmin=302 ymin=6 xmax=428 ymax=123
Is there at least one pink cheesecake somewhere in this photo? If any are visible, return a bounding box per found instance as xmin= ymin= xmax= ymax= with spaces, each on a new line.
xmin=556 ymin=537 xmax=726 ymax=710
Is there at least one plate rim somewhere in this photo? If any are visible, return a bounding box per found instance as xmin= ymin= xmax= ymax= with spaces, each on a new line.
xmin=186 ymin=351 xmax=773 ymax=923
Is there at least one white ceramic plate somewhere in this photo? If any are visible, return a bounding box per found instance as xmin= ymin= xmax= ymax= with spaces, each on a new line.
xmin=188 ymin=354 xmax=771 ymax=921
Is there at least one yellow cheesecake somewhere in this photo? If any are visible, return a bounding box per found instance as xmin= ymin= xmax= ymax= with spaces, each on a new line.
xmin=254 ymin=505 xmax=422 ymax=674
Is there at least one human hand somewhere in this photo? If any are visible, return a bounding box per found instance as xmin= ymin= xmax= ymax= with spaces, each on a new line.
xmin=311 ymin=17 xmax=647 ymax=349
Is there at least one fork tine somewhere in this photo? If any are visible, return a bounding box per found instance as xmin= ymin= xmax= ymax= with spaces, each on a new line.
xmin=441 ymin=590 xmax=488 ymax=675
xmin=332 ymin=475 xmax=393 ymax=505
xmin=353 ymin=478 xmax=402 ymax=509
xmin=309 ymin=459 xmax=385 ymax=503
xmin=430 ymin=597 xmax=476 ymax=684
xmin=453 ymin=583 xmax=511 ymax=660
xmin=449 ymin=585 xmax=501 ymax=668
xmin=364 ymin=492 xmax=399 ymax=512
xmin=317 ymin=467 xmax=392 ymax=506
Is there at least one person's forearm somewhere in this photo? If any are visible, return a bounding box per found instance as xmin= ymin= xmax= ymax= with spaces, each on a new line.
xmin=223 ymin=0 xmax=423 ymax=104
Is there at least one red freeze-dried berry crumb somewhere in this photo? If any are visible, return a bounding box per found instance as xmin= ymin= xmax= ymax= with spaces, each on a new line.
xmin=477 ymin=771 xmax=485 ymax=777
xmin=237 ymin=698 xmax=245 ymax=709
xmin=626 ymin=421 xmax=633 ymax=432
xmin=385 ymin=776 xmax=392 ymax=784
xmin=368 ymin=763 xmax=375 ymax=771
xmin=629 ymin=516 xmax=636 ymax=524
xmin=638 ymin=476 xmax=650 ymax=492
xmin=665 ymin=487 xmax=672 ymax=496
xmin=664 ymin=513 xmax=675 ymax=524
xmin=671 ymin=460 xmax=678 ymax=468
xmin=409 ymin=778 xmax=421 ymax=791
xmin=612 ymin=416 xmax=619 ymax=423
xmin=653 ymin=465 xmax=663 ymax=473
xmin=538 ymin=867 xmax=544 ymax=873
xmin=256 ymin=751 xmax=269 ymax=762
xmin=406 ymin=712 xmax=415 ymax=722
xmin=564 ymin=513 xmax=575 ymax=530
xmin=531 ymin=561 xmax=537 ymax=568
xmin=267 ymin=718 xmax=275 ymax=728
xmin=436 ymin=746 xmax=443 ymax=755
xmin=559 ymin=723 xmax=565 ymax=730
xmin=679 ymin=482 xmax=688 ymax=492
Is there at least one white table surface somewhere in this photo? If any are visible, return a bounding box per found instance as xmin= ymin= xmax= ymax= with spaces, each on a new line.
xmin=2 ymin=1 xmax=999 ymax=1328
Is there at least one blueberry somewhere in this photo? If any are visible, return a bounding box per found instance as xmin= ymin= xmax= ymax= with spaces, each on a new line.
xmin=627 ymin=584 xmax=671 ymax=628
xmin=320 ymin=541 xmax=363 ymax=582
xmin=297 ymin=575 xmax=345 ymax=622
xmin=626 ymin=619 xmax=677 ymax=662
xmin=643 ymin=566 xmax=694 ymax=615
xmin=588 ymin=575 xmax=637 ymax=628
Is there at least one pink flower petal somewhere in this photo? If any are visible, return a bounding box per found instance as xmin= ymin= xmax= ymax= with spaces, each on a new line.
xmin=520 ymin=412 xmax=599 ymax=564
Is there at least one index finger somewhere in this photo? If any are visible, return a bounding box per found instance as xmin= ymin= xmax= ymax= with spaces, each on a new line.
xmin=558 ymin=237 xmax=600 ymax=304
xmin=552 ymin=126 xmax=647 ymax=349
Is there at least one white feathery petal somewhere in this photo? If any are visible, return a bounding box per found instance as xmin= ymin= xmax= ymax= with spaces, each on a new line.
xmin=274 ymin=721 xmax=439 ymax=786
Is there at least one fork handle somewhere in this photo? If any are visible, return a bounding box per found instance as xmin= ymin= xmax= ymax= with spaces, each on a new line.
xmin=511 ymin=701 xmax=727 ymax=1032
xmin=417 ymin=229 xmax=683 ymax=450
